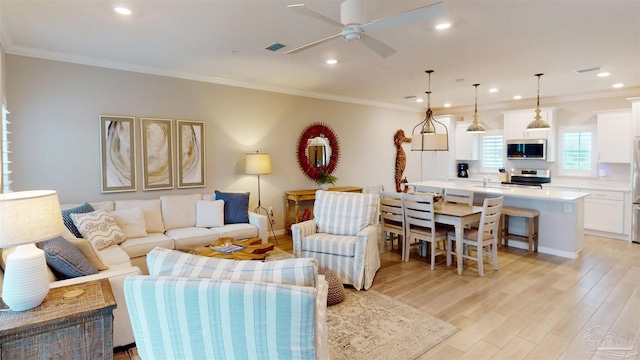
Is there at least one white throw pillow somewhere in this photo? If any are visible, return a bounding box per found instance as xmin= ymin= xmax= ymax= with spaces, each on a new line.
xmin=70 ymin=210 xmax=126 ymax=251
xmin=110 ymin=207 xmax=148 ymax=239
xmin=196 ymin=200 xmax=225 ymax=228
xmin=114 ymin=199 xmax=165 ymax=233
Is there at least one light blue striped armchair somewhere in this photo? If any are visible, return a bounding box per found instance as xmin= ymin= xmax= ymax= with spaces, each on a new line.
xmin=123 ymin=247 xmax=328 ymax=360
xmin=292 ymin=190 xmax=380 ymax=290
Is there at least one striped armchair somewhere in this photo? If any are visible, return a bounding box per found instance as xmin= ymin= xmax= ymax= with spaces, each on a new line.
xmin=124 ymin=248 xmax=328 ymax=360
xmin=292 ymin=190 xmax=380 ymax=290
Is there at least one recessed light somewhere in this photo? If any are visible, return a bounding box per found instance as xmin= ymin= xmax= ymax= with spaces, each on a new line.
xmin=416 ymin=98 xmax=424 ymax=103
xmin=597 ymin=72 xmax=610 ymax=77
xmin=488 ymin=88 xmax=499 ymax=93
xmin=444 ymin=103 xmax=451 ymax=108
xmin=435 ymin=23 xmax=451 ymax=30
xmin=613 ymin=83 xmax=624 ymax=88
xmin=114 ymin=7 xmax=132 ymax=15
xmin=326 ymin=59 xmax=338 ymax=65
xmin=513 ymin=95 xmax=522 ymax=100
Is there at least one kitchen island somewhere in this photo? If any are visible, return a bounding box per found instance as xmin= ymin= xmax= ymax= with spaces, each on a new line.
xmin=407 ymin=181 xmax=589 ymax=259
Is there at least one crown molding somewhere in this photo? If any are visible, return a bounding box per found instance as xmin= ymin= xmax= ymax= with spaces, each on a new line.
xmin=4 ymin=44 xmax=421 ymax=113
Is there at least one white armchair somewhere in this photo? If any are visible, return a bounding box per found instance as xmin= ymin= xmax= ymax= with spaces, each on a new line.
xmin=292 ymin=190 xmax=380 ymax=290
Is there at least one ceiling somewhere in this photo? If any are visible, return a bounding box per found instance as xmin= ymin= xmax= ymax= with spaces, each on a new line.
xmin=0 ymin=0 xmax=638 ymax=111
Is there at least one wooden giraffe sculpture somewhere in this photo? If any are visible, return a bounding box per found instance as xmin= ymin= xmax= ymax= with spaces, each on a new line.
xmin=394 ymin=129 xmax=412 ymax=192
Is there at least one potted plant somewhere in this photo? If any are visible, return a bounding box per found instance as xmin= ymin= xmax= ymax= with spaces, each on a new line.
xmin=315 ymin=171 xmax=338 ymax=190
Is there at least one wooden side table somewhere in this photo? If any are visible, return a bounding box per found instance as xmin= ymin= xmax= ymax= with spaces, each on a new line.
xmin=284 ymin=186 xmax=363 ymax=232
xmin=0 ymin=279 xmax=117 ymax=360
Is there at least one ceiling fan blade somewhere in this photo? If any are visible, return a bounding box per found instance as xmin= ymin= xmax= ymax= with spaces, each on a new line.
xmin=287 ymin=4 xmax=343 ymax=28
xmin=284 ymin=33 xmax=343 ymax=55
xmin=361 ymin=1 xmax=447 ymax=33
xmin=359 ymin=33 xmax=397 ymax=58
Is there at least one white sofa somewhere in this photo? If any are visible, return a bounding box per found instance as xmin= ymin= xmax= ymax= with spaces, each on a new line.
xmin=0 ymin=192 xmax=268 ymax=348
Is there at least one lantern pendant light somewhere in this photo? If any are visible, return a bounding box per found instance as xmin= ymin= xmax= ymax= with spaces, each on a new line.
xmin=411 ymin=70 xmax=449 ymax=151
xmin=526 ymin=73 xmax=551 ymax=131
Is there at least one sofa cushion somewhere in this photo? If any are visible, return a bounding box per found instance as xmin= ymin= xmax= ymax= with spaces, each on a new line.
xmin=98 ymin=244 xmax=135 ymax=267
xmin=146 ymin=247 xmax=318 ymax=288
xmin=313 ymin=190 xmax=379 ymax=236
xmin=215 ymin=191 xmax=250 ymax=224
xmin=37 ymin=236 xmax=98 ymax=279
xmin=61 ymin=203 xmax=94 ymax=238
xmin=210 ymin=223 xmax=258 ymax=240
xmin=164 ymin=227 xmax=219 ymax=249
xmin=160 ymin=194 xmax=202 ymax=230
xmin=71 ymin=210 xmax=127 ymax=250
xmin=110 ymin=207 xmax=148 ymax=239
xmin=114 ymin=199 xmax=165 ymax=234
xmin=196 ymin=200 xmax=224 ymax=228
xmin=118 ymin=233 xmax=175 ymax=259
xmin=65 ymin=236 xmax=109 ymax=271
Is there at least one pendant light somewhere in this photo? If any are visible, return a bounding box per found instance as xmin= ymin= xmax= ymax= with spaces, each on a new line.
xmin=466 ymin=83 xmax=486 ymax=133
xmin=526 ymin=73 xmax=551 ymax=131
xmin=411 ymin=70 xmax=449 ymax=151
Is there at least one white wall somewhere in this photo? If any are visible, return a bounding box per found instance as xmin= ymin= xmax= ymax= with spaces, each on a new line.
xmin=5 ymin=55 xmax=423 ymax=231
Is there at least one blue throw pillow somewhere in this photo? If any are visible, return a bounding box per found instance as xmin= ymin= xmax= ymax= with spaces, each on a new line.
xmin=37 ymin=236 xmax=98 ymax=279
xmin=215 ymin=191 xmax=250 ymax=224
xmin=61 ymin=203 xmax=94 ymax=238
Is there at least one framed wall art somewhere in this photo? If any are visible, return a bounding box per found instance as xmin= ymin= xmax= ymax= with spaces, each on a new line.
xmin=176 ymin=120 xmax=205 ymax=188
xmin=99 ymin=115 xmax=137 ymax=193
xmin=141 ymin=118 xmax=174 ymax=191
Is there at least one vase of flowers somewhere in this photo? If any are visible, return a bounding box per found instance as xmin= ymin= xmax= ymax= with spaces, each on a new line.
xmin=315 ymin=171 xmax=338 ymax=190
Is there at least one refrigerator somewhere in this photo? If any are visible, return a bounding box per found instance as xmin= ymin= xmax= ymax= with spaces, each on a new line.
xmin=632 ymin=137 xmax=640 ymax=244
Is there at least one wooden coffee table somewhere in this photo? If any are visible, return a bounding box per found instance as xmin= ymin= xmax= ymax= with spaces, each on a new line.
xmin=189 ymin=237 xmax=274 ymax=260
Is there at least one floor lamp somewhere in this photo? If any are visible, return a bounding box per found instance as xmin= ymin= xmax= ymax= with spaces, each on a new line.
xmin=0 ymin=190 xmax=64 ymax=311
xmin=245 ymin=151 xmax=277 ymax=243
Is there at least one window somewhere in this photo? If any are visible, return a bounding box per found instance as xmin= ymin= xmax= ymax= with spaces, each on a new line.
xmin=559 ymin=125 xmax=596 ymax=176
xmin=480 ymin=132 xmax=503 ymax=172
xmin=2 ymin=105 xmax=11 ymax=193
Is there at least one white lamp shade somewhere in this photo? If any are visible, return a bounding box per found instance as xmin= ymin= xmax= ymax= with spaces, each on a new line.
xmin=411 ymin=133 xmax=449 ymax=151
xmin=0 ymin=190 xmax=64 ymax=247
xmin=245 ymin=153 xmax=272 ymax=175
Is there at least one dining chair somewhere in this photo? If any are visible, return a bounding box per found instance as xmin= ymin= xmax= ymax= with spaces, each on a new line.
xmin=403 ymin=192 xmax=449 ymax=268
xmin=447 ymin=196 xmax=503 ymax=276
xmin=443 ymin=188 xmax=474 ymax=205
xmin=379 ymin=191 xmax=405 ymax=256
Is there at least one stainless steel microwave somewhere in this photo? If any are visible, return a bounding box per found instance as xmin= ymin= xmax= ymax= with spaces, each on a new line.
xmin=506 ymin=139 xmax=547 ymax=160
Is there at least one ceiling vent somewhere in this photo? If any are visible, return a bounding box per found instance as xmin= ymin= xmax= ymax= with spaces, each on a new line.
xmin=265 ymin=43 xmax=286 ymax=52
xmin=575 ymin=66 xmax=601 ymax=74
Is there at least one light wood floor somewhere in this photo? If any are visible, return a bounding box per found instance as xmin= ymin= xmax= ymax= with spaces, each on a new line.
xmin=116 ymin=233 xmax=640 ymax=359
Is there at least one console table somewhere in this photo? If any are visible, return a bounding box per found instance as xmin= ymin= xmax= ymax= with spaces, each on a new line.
xmin=0 ymin=279 xmax=116 ymax=359
xmin=285 ymin=186 xmax=363 ymax=232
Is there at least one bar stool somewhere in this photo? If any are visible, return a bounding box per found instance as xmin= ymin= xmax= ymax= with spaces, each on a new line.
xmin=500 ymin=206 xmax=539 ymax=254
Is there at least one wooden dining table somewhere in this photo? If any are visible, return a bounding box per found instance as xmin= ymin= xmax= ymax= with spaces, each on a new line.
xmin=434 ymin=201 xmax=484 ymax=276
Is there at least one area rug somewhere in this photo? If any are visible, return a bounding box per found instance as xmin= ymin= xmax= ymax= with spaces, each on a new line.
xmin=326 ymin=288 xmax=458 ymax=360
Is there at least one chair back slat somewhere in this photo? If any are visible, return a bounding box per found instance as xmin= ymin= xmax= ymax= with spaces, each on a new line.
xmin=477 ymin=196 xmax=503 ymax=238
xmin=444 ymin=188 xmax=474 ymax=205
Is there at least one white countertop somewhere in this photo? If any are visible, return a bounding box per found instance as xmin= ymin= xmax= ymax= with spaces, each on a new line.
xmin=448 ymin=176 xmax=630 ymax=192
xmin=408 ymin=180 xmax=588 ymax=201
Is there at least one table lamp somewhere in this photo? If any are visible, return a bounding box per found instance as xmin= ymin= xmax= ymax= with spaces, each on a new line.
xmin=0 ymin=190 xmax=64 ymax=311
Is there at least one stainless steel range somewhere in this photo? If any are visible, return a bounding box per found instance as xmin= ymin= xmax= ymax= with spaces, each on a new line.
xmin=502 ymin=169 xmax=551 ymax=189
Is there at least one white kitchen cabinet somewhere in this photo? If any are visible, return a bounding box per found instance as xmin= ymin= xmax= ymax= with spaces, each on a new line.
xmin=503 ymin=107 xmax=557 ymax=161
xmin=595 ymin=109 xmax=631 ymax=163
xmin=582 ymin=189 xmax=624 ymax=234
xmin=454 ymin=122 xmax=478 ymax=160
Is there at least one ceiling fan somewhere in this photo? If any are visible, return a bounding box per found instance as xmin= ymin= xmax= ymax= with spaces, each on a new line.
xmin=285 ymin=0 xmax=448 ymax=58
